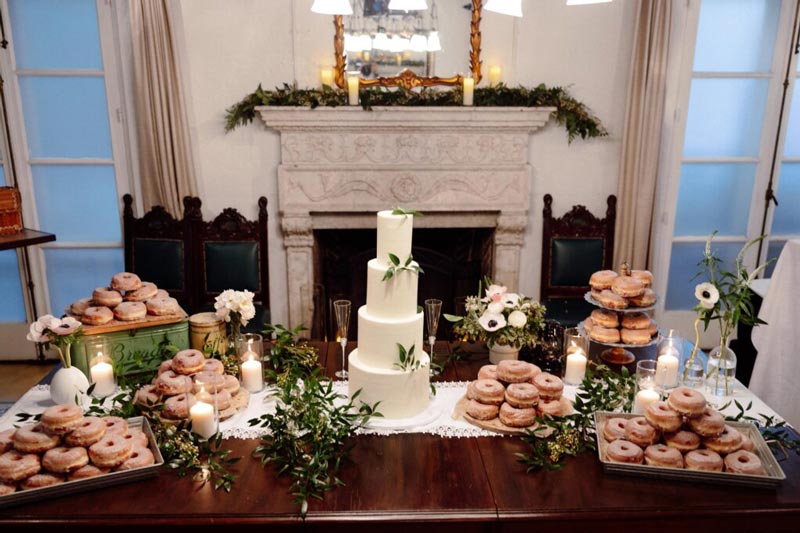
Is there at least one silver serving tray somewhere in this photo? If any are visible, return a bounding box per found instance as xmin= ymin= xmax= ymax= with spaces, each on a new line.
xmin=0 ymin=416 xmax=163 ymax=509
xmin=594 ymin=411 xmax=786 ymax=489
xmin=584 ymin=291 xmax=657 ymax=312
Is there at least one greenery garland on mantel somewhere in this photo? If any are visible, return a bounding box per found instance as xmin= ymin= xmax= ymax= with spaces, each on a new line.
xmin=225 ymin=83 xmax=608 ymax=143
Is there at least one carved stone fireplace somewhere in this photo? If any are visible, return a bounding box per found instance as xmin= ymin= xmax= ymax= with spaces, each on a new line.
xmin=258 ymin=106 xmax=554 ymax=330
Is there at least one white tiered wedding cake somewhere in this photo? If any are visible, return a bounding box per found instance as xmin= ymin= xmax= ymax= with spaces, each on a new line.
xmin=348 ymin=210 xmax=431 ymax=419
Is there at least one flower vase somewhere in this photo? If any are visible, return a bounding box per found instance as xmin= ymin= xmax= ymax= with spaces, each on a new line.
xmin=706 ymin=343 xmax=737 ymax=397
xmin=488 ymin=342 xmax=519 ymax=364
xmin=227 ymin=320 xmax=244 ymax=356
xmin=50 ymin=366 xmax=90 ymax=405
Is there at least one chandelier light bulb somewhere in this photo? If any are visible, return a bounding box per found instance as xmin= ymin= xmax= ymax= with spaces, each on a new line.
xmin=426 ymin=31 xmax=441 ymax=52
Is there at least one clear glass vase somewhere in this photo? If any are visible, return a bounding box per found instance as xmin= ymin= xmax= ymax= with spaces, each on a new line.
xmin=706 ymin=343 xmax=737 ymax=397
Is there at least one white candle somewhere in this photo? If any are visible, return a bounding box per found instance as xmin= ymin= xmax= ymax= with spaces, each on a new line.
xmin=347 ymin=76 xmax=360 ymax=106
xmin=655 ymin=352 xmax=680 ymax=389
xmin=462 ymin=77 xmax=474 ymax=106
xmin=633 ymin=388 xmax=660 ymax=415
xmin=563 ymin=350 xmax=587 ymax=385
xmin=90 ymin=361 xmax=115 ymax=397
xmin=241 ymin=354 xmax=264 ymax=392
xmin=320 ymin=67 xmax=334 ymax=87
xmin=190 ymin=400 xmax=216 ymax=439
xmin=488 ymin=65 xmax=502 ymax=87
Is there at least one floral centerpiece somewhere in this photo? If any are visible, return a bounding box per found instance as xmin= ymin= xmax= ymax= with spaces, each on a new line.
xmin=214 ymin=289 xmax=256 ymax=349
xmin=446 ymin=281 xmax=546 ymax=363
xmin=27 ymin=314 xmax=89 ymax=404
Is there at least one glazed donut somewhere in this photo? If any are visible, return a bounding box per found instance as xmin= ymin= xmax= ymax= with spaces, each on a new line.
xmin=724 ymin=450 xmax=765 ymax=475
xmin=621 ymin=312 xmax=650 ymax=330
xmin=663 ymin=430 xmax=701 ymax=452
xmin=740 ymin=433 xmax=756 ymax=452
xmin=606 ymin=439 xmax=644 ymax=464
xmin=628 ymin=288 xmax=656 ymax=307
xmin=536 ymin=397 xmax=564 ymax=417
xmin=111 ymin=272 xmax=142 ymax=292
xmin=162 ymin=393 xmax=195 ymax=420
xmin=466 ymin=381 xmax=478 ymax=400
xmin=631 ymin=270 xmax=653 ymax=287
xmin=0 ymin=429 xmax=15 ymax=454
xmin=0 ymin=450 xmax=40 ymax=482
xmin=64 ymin=416 xmax=107 ymax=447
xmin=505 ymin=383 xmax=539 ymax=408
xmin=499 ymin=403 xmax=537 ymax=428
xmin=646 ymin=320 xmax=659 ymax=338
xmin=477 ymin=364 xmax=498 ymax=381
xmin=202 ymin=358 xmax=225 ymax=375
xmin=589 ymin=270 xmax=618 ymax=290
xmin=125 ymin=282 xmax=158 ymax=302
xmin=158 ymin=360 xmax=173 ymax=375
xmin=582 ymin=317 xmax=595 ymax=333
xmin=172 ymin=349 xmax=206 ymax=375
xmin=611 ymin=275 xmax=645 ymax=298
xmin=134 ymin=384 xmax=161 ymax=407
xmin=0 ymin=483 xmax=15 ymax=496
xmin=13 ymin=424 xmax=60 ymax=454
xmin=465 ymin=399 xmax=499 ymax=421
xmin=155 ymin=371 xmax=193 ymax=396
xmin=20 ymin=472 xmax=64 ymax=490
xmin=589 ymin=325 xmax=621 ymax=344
xmin=92 ymin=287 xmax=123 ymax=307
xmin=602 ymin=418 xmax=628 ymax=442
xmin=82 ymin=306 xmax=114 ymax=326
xmin=70 ymin=297 xmax=93 ymax=316
xmin=193 ymin=371 xmax=227 ymax=393
xmin=703 ymin=425 xmax=743 ymax=454
xmin=591 ymin=309 xmax=619 ymax=329
xmin=688 ymin=407 xmax=726 ymax=437
xmin=123 ymin=429 xmax=149 ymax=449
xmin=685 ymin=449 xmax=723 ymax=472
xmin=644 ymin=444 xmax=684 ymax=469
xmin=532 ymin=372 xmax=564 ymax=400
xmin=101 ymin=416 xmax=129 ymax=436
xmin=496 ymin=360 xmax=536 ymax=384
xmin=222 ymin=374 xmax=240 ymax=396
xmin=623 ymin=417 xmax=660 ymax=447
xmin=146 ymin=297 xmax=180 ymax=316
xmin=41 ymin=404 xmax=84 ymax=435
xmin=152 ymin=289 xmax=170 ymax=300
xmin=595 ymin=289 xmax=628 ymax=310
xmin=621 ymin=328 xmax=652 ymax=345
xmin=88 ymin=434 xmax=133 ymax=468
xmin=645 ymin=401 xmax=683 ymax=432
xmin=667 ymin=387 xmax=707 ymax=418
xmin=470 ymin=379 xmax=506 ymax=406
xmin=113 ymin=301 xmax=147 ymax=321
xmin=115 ymin=445 xmax=155 ymax=471
xmin=42 ymin=446 xmax=89 ymax=474
xmin=68 ymin=464 xmax=109 ymax=481
xmin=208 ymin=388 xmax=232 ymax=411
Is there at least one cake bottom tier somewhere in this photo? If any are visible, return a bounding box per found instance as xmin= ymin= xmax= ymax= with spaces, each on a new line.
xmin=348 ymin=348 xmax=431 ymax=419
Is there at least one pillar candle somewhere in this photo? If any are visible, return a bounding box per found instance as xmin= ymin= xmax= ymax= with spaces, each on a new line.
xmin=488 ymin=65 xmax=502 ymax=87
xmin=241 ymin=354 xmax=264 ymax=392
xmin=320 ymin=67 xmax=334 ymax=87
xmin=655 ymin=352 xmax=680 ymax=389
xmin=90 ymin=361 xmax=115 ymax=397
xmin=563 ymin=350 xmax=587 ymax=385
xmin=347 ymin=76 xmax=360 ymax=106
xmin=462 ymin=77 xmax=474 ymax=106
xmin=633 ymin=388 xmax=660 ymax=415
xmin=190 ymin=400 xmax=217 ymax=439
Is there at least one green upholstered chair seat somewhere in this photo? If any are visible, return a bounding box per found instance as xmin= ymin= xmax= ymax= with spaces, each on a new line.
xmin=551 ymin=238 xmax=604 ymax=287
xmin=133 ymin=239 xmax=184 ymax=291
xmin=205 ymin=242 xmax=260 ymax=293
xmin=543 ymin=297 xmax=596 ymax=328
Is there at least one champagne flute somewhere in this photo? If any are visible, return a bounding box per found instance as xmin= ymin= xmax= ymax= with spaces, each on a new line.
xmin=424 ymin=299 xmax=442 ymax=376
xmin=333 ymin=300 xmax=351 ymax=379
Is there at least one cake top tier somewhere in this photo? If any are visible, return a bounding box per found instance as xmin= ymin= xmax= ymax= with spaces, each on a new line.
xmin=376 ymin=210 xmax=413 ymax=266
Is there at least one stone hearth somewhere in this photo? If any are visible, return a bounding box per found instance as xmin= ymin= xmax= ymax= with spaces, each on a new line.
xmin=258 ymin=106 xmax=554 ymax=330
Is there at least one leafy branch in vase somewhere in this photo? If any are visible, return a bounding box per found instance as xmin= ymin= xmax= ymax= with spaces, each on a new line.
xmin=382 ymin=253 xmax=424 ymax=282
xmin=394 ymin=342 xmax=422 ymax=372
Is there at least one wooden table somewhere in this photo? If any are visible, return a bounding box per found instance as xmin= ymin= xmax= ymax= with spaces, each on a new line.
xmin=2 ymin=341 xmax=798 ymax=531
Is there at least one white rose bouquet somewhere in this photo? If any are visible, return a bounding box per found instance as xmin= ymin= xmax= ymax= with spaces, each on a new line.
xmin=214 ymin=289 xmax=256 ymax=339
xmin=27 ymin=314 xmax=83 ymax=368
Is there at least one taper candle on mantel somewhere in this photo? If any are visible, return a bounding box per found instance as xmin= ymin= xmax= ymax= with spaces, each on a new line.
xmin=320 ymin=67 xmax=334 ymax=87
xmin=347 ymin=75 xmax=360 ymax=106
xmin=462 ymin=76 xmax=474 ymax=106
xmin=488 ymin=65 xmax=502 ymax=87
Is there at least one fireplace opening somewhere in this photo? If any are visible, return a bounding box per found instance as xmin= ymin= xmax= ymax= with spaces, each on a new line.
xmin=312 ymin=228 xmax=494 ymax=341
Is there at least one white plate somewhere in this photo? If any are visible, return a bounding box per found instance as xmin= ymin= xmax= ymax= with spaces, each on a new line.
xmin=584 ymin=292 xmax=657 ymax=313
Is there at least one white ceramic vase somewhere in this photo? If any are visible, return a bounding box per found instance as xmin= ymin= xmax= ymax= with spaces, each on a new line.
xmin=488 ymin=342 xmax=519 ymax=364
xmin=50 ymin=366 xmax=90 ymax=405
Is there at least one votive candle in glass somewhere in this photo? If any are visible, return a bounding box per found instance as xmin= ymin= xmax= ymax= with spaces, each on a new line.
xmin=239 ymin=333 xmax=265 ymax=393
xmin=89 ymin=351 xmax=116 ymax=397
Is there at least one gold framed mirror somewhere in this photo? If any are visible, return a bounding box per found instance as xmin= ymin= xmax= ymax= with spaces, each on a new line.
xmin=333 ymin=0 xmax=482 ymax=89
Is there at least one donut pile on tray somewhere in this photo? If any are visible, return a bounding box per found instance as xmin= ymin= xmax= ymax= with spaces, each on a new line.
xmin=0 ymin=404 xmax=155 ymax=495
xmin=133 ymin=349 xmax=249 ymax=423
xmin=464 ymin=360 xmax=571 ymax=430
xmin=602 ymin=386 xmax=766 ymax=475
xmin=68 ymin=271 xmax=181 ymax=326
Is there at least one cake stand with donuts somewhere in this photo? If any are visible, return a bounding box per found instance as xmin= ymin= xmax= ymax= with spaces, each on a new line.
xmin=582 ymin=263 xmax=661 ymax=365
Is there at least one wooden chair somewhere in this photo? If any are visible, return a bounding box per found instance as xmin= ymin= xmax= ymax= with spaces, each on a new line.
xmin=540 ymin=193 xmax=617 ymax=327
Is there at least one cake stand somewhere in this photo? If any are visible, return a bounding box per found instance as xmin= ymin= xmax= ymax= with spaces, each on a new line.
xmin=581 ymin=292 xmax=660 ymax=365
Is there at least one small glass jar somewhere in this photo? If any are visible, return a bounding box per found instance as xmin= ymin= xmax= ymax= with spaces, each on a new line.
xmin=655 ymin=329 xmax=682 ymax=391
xmin=239 ymin=333 xmax=265 ymax=393
xmin=89 ymin=347 xmax=116 ymax=398
xmin=191 ymin=374 xmax=219 ymax=440
xmin=633 ymin=359 xmax=660 ymax=415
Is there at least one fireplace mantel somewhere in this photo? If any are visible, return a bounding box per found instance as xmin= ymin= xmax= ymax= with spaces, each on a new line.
xmin=258 ymin=106 xmax=555 ymax=331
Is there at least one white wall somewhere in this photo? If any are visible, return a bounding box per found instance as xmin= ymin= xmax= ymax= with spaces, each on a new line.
xmin=177 ymin=0 xmax=637 ymax=325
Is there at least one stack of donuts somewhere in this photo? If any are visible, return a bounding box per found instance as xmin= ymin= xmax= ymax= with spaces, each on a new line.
xmin=588 ymin=266 xmax=656 ymax=311
xmin=133 ymin=349 xmax=249 ymax=422
xmin=583 ymin=309 xmax=658 ymax=345
xmin=68 ymin=271 xmax=181 ymax=326
xmin=0 ymin=404 xmax=154 ymax=495
xmin=464 ymin=360 xmax=571 ymax=429
xmin=602 ymin=386 xmax=767 ymax=475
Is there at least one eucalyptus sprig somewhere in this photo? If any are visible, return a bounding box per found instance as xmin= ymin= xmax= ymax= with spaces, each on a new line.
xmin=394 ymin=342 xmax=422 ymax=372
xmin=391 ymin=207 xmax=423 ymax=217
xmin=722 ymin=400 xmax=800 ymax=461
xmin=382 ymin=253 xmax=424 ymax=282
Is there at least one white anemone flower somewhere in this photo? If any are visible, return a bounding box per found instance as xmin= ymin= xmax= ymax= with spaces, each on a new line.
xmin=501 ymin=293 xmax=520 ymax=308
xmin=508 ymin=310 xmax=527 ymax=328
xmin=694 ymin=282 xmax=720 ymax=309
xmin=485 ymin=284 xmax=507 ymax=302
xmin=478 ymin=312 xmax=506 ymax=332
xmin=487 ymin=301 xmax=504 ymax=315
xmin=27 ymin=317 xmax=51 ymax=343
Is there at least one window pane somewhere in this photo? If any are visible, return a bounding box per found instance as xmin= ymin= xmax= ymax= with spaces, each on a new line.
xmin=772 ymin=162 xmax=800 ymax=234
xmin=32 ymin=165 xmax=121 ymax=242
xmin=694 ymin=0 xmax=780 ymax=72
xmin=44 ymin=248 xmax=124 ymax=317
xmin=8 ymin=0 xmax=102 ymax=70
xmin=18 ymin=76 xmax=112 ymax=159
xmin=784 ymin=83 xmax=800 ymax=158
xmin=0 ymin=165 xmax=5 ymax=186
xmin=683 ymin=78 xmax=769 ymax=157
xmin=0 ymin=251 xmax=26 ymax=322
xmin=674 ymin=163 xmax=756 ymax=236
xmin=665 ymin=241 xmax=743 ymax=311
xmin=764 ymin=240 xmax=785 ymax=278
